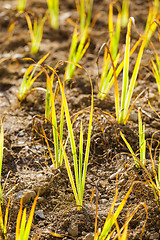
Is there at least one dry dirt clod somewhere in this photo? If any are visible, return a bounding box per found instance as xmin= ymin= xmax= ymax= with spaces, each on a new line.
xmin=68 ymin=222 xmax=79 ymax=237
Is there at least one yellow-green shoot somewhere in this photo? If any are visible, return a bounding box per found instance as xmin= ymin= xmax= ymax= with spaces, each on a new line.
xmin=142 ymin=136 xmax=160 ymax=209
xmin=16 ymin=194 xmax=38 ymax=240
xmin=0 ymin=120 xmax=3 ymax=205
xmin=0 ymin=199 xmax=10 ymax=239
xmin=47 ymin=0 xmax=59 ymax=30
xmin=17 ymin=0 xmax=27 ymax=12
xmin=151 ymin=47 xmax=160 ymax=95
xmin=149 ymin=150 xmax=160 ymax=209
xmin=18 ymin=53 xmax=49 ymax=102
xmin=76 ymin=0 xmax=93 ymax=34
xmin=94 ymin=182 xmax=147 ymax=240
xmin=115 ymin=18 xmax=157 ymax=124
xmin=144 ymin=0 xmax=160 ymax=47
xmin=121 ymin=0 xmax=130 ymax=28
xmin=98 ymin=2 xmax=121 ymax=100
xmin=44 ymin=70 xmax=64 ymax=168
xmin=25 ymin=13 xmax=47 ymax=54
xmin=120 ymin=108 xmax=146 ymax=168
xmin=65 ymin=26 xmax=90 ymax=80
xmin=50 ymin=63 xmax=93 ymax=208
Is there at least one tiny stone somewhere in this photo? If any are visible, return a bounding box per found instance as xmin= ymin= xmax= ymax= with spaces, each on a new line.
xmin=37 ymin=197 xmax=45 ymax=203
xmin=128 ymin=113 xmax=138 ymax=122
xmin=35 ymin=210 xmax=45 ymax=219
xmin=15 ymin=190 xmax=36 ymax=204
xmin=83 ymin=233 xmax=94 ymax=240
xmin=100 ymin=199 xmax=107 ymax=204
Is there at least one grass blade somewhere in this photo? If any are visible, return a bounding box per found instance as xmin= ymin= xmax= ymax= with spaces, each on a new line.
xmin=119 ymin=17 xmax=132 ymax=123
xmin=23 ymin=194 xmax=39 ymax=240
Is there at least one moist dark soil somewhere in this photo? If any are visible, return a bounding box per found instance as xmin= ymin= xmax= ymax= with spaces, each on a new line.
xmin=0 ymin=0 xmax=160 ymax=239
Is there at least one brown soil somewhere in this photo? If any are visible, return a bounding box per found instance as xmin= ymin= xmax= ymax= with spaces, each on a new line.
xmin=0 ymin=0 xmax=160 ymax=239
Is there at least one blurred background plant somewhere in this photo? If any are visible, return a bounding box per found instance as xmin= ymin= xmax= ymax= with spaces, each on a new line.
xmin=65 ymin=26 xmax=90 ymax=80
xmin=121 ymin=0 xmax=130 ymax=28
xmin=25 ymin=13 xmax=47 ymax=54
xmin=47 ymin=0 xmax=59 ymax=30
xmin=17 ymin=0 xmax=27 ymax=12
xmin=144 ymin=0 xmax=160 ymax=47
xmin=75 ymin=0 xmax=93 ymax=34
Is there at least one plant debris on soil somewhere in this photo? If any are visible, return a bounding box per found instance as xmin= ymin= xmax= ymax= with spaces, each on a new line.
xmin=0 ymin=0 xmax=160 ymax=239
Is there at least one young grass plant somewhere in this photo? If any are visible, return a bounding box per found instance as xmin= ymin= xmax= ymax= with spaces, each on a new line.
xmin=0 ymin=199 xmax=10 ymax=240
xmin=16 ymin=194 xmax=38 ymax=240
xmin=148 ymin=149 xmax=160 ymax=209
xmin=25 ymin=13 xmax=47 ymax=54
xmin=44 ymin=71 xmax=64 ymax=168
xmin=94 ymin=182 xmax=147 ymax=240
xmin=64 ymin=26 xmax=90 ymax=80
xmin=141 ymin=134 xmax=160 ymax=209
xmin=75 ymin=0 xmax=93 ymax=34
xmin=48 ymin=63 xmax=93 ymax=208
xmin=114 ymin=18 xmax=157 ymax=124
xmin=18 ymin=53 xmax=49 ymax=101
xmin=17 ymin=0 xmax=27 ymax=12
xmin=98 ymin=2 xmax=121 ymax=100
xmin=120 ymin=108 xmax=146 ymax=168
xmin=47 ymin=0 xmax=59 ymax=30
xmin=144 ymin=0 xmax=160 ymax=47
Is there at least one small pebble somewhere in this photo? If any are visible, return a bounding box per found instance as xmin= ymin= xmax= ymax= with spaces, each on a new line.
xmin=68 ymin=222 xmax=78 ymax=237
xmin=15 ymin=190 xmax=36 ymax=204
xmin=35 ymin=210 xmax=45 ymax=219
xmin=83 ymin=233 xmax=94 ymax=240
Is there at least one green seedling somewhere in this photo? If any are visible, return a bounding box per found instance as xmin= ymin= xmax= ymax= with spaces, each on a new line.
xmin=65 ymin=26 xmax=90 ymax=80
xmin=151 ymin=46 xmax=160 ymax=95
xmin=16 ymin=194 xmax=38 ymax=240
xmin=17 ymin=0 xmax=27 ymax=12
xmin=142 ymin=135 xmax=160 ymax=209
xmin=144 ymin=0 xmax=160 ymax=47
xmin=44 ymin=71 xmax=64 ymax=168
xmin=75 ymin=0 xmax=93 ymax=34
xmin=94 ymin=182 xmax=147 ymax=240
xmin=98 ymin=2 xmax=121 ymax=100
xmin=47 ymin=0 xmax=59 ymax=30
xmin=120 ymin=108 xmax=146 ymax=168
xmin=148 ymin=150 xmax=160 ymax=209
xmin=121 ymin=0 xmax=130 ymax=28
xmin=18 ymin=53 xmax=49 ymax=102
xmin=115 ymin=18 xmax=157 ymax=124
xmin=49 ymin=63 xmax=93 ymax=208
xmin=25 ymin=13 xmax=47 ymax=54
xmin=0 ymin=120 xmax=3 ymax=204
xmin=0 ymin=199 xmax=10 ymax=239
xmin=98 ymin=18 xmax=157 ymax=124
